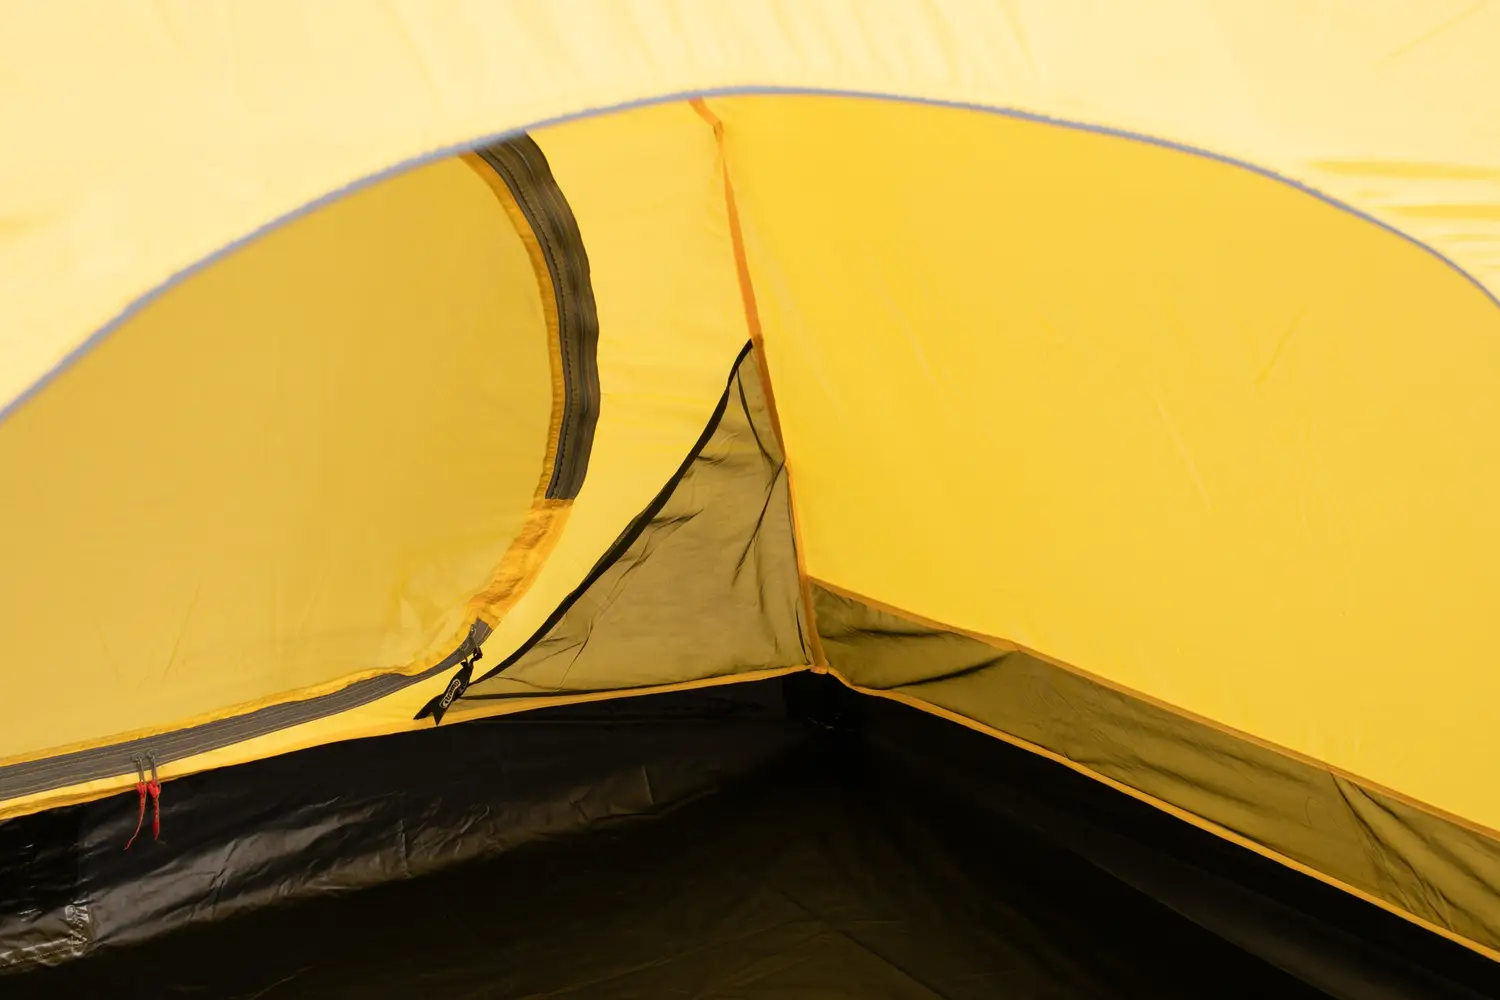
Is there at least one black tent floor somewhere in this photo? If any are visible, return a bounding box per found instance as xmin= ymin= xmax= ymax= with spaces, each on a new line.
xmin=6 ymin=748 xmax=1322 ymax=999
xmin=5 ymin=679 xmax=1499 ymax=999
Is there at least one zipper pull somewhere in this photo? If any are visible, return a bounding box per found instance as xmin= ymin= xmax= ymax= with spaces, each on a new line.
xmin=124 ymin=755 xmax=148 ymax=851
xmin=414 ymin=626 xmax=481 ymax=726
xmin=146 ymin=753 xmax=162 ymax=842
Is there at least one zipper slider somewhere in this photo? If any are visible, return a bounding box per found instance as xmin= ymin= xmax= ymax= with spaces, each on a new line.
xmin=123 ymin=752 xmax=163 ymax=850
xmin=414 ymin=624 xmax=482 ymax=726
xmin=124 ymin=755 xmax=148 ymax=850
xmin=145 ymin=752 xmax=162 ymax=843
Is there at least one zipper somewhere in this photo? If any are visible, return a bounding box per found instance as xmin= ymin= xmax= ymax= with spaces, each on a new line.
xmin=2 ymin=132 xmax=599 ymax=807
xmin=473 ymin=135 xmax=600 ymax=501
xmin=0 ymin=622 xmax=489 ymax=803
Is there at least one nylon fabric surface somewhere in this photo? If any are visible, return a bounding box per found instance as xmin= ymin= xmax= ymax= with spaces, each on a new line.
xmin=1 ymin=697 xmax=1330 ymax=998
xmin=0 ymin=154 xmax=555 ymax=765
xmin=0 ymin=102 xmax=752 ymax=821
xmin=860 ymin=693 xmax=1500 ymax=1000
xmin=0 ymin=682 xmax=803 ymax=972
xmin=6 ymin=3 xmax=1500 ymax=424
xmin=813 ymin=584 xmax=1500 ymax=959
xmin=1 ymin=4 xmax=1500 ymax=973
xmin=462 ymin=101 xmax=754 ymax=690
xmin=715 ymin=92 xmax=1500 ymax=835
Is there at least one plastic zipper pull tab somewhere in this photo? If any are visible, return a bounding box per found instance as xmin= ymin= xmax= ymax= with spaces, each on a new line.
xmin=414 ymin=626 xmax=480 ymax=726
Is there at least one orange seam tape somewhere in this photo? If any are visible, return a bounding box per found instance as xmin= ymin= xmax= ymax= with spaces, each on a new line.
xmin=690 ymin=96 xmax=827 ymax=667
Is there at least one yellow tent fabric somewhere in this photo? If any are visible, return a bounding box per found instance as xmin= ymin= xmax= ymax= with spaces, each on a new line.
xmin=0 ymin=154 xmax=563 ymax=762
xmin=6 ymin=1 xmax=1500 ymax=423
xmin=723 ymin=91 xmax=1500 ymax=831
xmin=4 ymin=0 xmax=1500 ymax=965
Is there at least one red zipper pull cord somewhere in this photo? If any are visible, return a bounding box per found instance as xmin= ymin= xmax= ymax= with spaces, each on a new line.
xmin=124 ymin=755 xmax=148 ymax=851
xmin=146 ymin=753 xmax=162 ymax=842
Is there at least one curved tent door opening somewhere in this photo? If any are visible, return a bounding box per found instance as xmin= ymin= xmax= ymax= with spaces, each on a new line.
xmin=3 ymin=73 xmax=1500 ymax=994
xmin=0 ymin=143 xmax=595 ymax=774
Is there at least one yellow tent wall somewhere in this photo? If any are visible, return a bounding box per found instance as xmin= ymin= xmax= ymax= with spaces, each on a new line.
xmin=4 ymin=0 xmax=1500 ymax=965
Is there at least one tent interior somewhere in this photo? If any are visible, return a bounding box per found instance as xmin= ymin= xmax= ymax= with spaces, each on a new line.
xmin=5 ymin=70 xmax=1500 ymax=999
xmin=4 ymin=677 xmax=1499 ymax=1000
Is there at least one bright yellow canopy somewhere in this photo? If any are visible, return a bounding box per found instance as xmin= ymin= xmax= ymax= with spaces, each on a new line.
xmin=4 ymin=0 xmax=1500 ymax=964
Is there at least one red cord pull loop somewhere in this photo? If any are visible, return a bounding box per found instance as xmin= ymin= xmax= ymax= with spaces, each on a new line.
xmin=146 ymin=754 xmax=162 ymax=842
xmin=124 ymin=755 xmax=148 ymax=851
